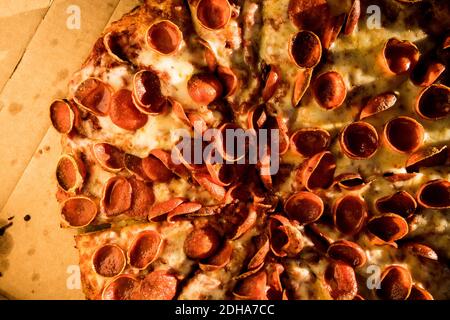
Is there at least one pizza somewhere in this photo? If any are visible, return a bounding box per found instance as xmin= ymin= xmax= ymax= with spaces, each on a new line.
xmin=50 ymin=0 xmax=450 ymax=300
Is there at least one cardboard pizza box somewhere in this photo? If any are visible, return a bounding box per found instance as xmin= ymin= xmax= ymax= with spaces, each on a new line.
xmin=0 ymin=0 xmax=140 ymax=300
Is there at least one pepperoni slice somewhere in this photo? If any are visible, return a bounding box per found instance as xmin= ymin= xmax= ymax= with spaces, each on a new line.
xmin=333 ymin=195 xmax=367 ymax=235
xmin=142 ymin=155 xmax=174 ymax=182
xmin=340 ymin=121 xmax=379 ymax=159
xmin=262 ymin=65 xmax=281 ymax=102
xmin=146 ymin=20 xmax=182 ymax=55
xmin=406 ymin=145 xmax=448 ymax=173
xmin=248 ymin=234 xmax=270 ymax=270
xmin=56 ymin=154 xmax=85 ymax=193
xmin=128 ymin=230 xmax=163 ymax=269
xmin=217 ymin=66 xmax=238 ymax=97
xmin=192 ymin=172 xmax=226 ymax=201
xmin=383 ymin=116 xmax=424 ymax=154
xmin=148 ymin=198 xmax=185 ymax=221
xmin=184 ymin=227 xmax=220 ymax=260
xmin=266 ymin=263 xmax=285 ymax=300
xmin=327 ymin=240 xmax=367 ymax=268
xmin=359 ymin=92 xmax=397 ymax=120
xmin=321 ymin=13 xmax=345 ymax=50
xmin=74 ymin=78 xmax=112 ymax=116
xmin=416 ymin=179 xmax=450 ymax=209
xmin=304 ymin=223 xmax=333 ymax=252
xmin=381 ymin=38 xmax=420 ymax=75
xmin=167 ymin=202 xmax=202 ymax=222
xmin=187 ymin=73 xmax=223 ymax=105
xmin=367 ymin=213 xmax=409 ymax=242
xmin=268 ymin=215 xmax=303 ymax=257
xmin=324 ymin=261 xmax=357 ymax=300
xmin=126 ymin=177 xmax=155 ymax=218
xmin=139 ymin=270 xmax=178 ymax=300
xmin=411 ymin=58 xmax=446 ymax=87
xmin=375 ymin=191 xmax=417 ymax=218
xmin=312 ymin=71 xmax=347 ymax=110
xmin=124 ymin=153 xmax=148 ymax=180
xmin=102 ymin=275 xmax=140 ymax=300
xmin=289 ymin=30 xmax=322 ymax=68
xmin=61 ymin=196 xmax=97 ymax=228
xmin=290 ymin=128 xmax=330 ymax=158
xmin=92 ymin=244 xmax=126 ymax=277
xmin=110 ymin=89 xmax=148 ymax=131
xmin=407 ymin=284 xmax=434 ymax=300
xmin=344 ymin=0 xmax=360 ymax=35
xmin=233 ymin=271 xmax=268 ymax=300
xmin=403 ymin=242 xmax=438 ymax=261
xmin=378 ymin=266 xmax=412 ymax=300
xmin=50 ymin=100 xmax=75 ymax=134
xmin=92 ymin=142 xmax=125 ymax=172
xmin=103 ymin=31 xmax=128 ymax=63
xmin=150 ymin=148 xmax=190 ymax=179
xmin=196 ymin=0 xmax=231 ymax=30
xmin=333 ymin=173 xmax=366 ymax=191
xmin=415 ymin=84 xmax=450 ymax=120
xmin=133 ymin=70 xmax=166 ymax=114
xmin=292 ymin=68 xmax=313 ymax=107
xmin=284 ymin=191 xmax=324 ymax=225
xmin=101 ymin=177 xmax=132 ymax=217
xmin=199 ymin=241 xmax=233 ymax=271
xmin=232 ymin=206 xmax=258 ymax=240
xmin=298 ymin=151 xmax=336 ymax=191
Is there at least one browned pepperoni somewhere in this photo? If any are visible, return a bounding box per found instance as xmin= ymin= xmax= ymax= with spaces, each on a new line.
xmin=416 ymin=179 xmax=450 ymax=209
xmin=403 ymin=242 xmax=438 ymax=261
xmin=340 ymin=121 xmax=379 ymax=159
xmin=101 ymin=177 xmax=132 ymax=217
xmin=407 ymin=284 xmax=434 ymax=300
xmin=382 ymin=38 xmax=420 ymax=75
xmin=375 ymin=191 xmax=417 ymax=218
xmin=142 ymin=155 xmax=174 ymax=182
xmin=333 ymin=195 xmax=367 ymax=235
xmin=56 ymin=154 xmax=84 ymax=193
xmin=128 ymin=230 xmax=163 ymax=269
xmin=196 ymin=0 xmax=231 ymax=30
xmin=321 ymin=13 xmax=345 ymax=50
xmin=327 ymin=240 xmax=367 ymax=268
xmin=415 ymin=84 xmax=450 ymax=120
xmin=343 ymin=0 xmax=360 ymax=35
xmin=284 ymin=191 xmax=324 ymax=225
xmin=147 ymin=20 xmax=182 ymax=55
xmin=406 ymin=145 xmax=448 ymax=173
xmin=289 ymin=30 xmax=322 ymax=68
xmin=268 ymin=215 xmax=303 ymax=257
xmin=102 ymin=275 xmax=140 ymax=300
xmin=324 ymin=261 xmax=357 ymax=300
xmin=193 ymin=172 xmax=226 ymax=201
xmin=126 ymin=177 xmax=155 ymax=218
xmin=359 ymin=92 xmax=397 ymax=120
xmin=148 ymin=198 xmax=185 ymax=221
xmin=50 ymin=100 xmax=74 ymax=134
xmin=262 ymin=65 xmax=281 ymax=102
xmin=74 ymin=78 xmax=112 ymax=116
xmin=187 ymin=73 xmax=223 ymax=105
xmin=184 ymin=227 xmax=220 ymax=260
xmin=61 ymin=197 xmax=97 ymax=228
xmin=367 ymin=213 xmax=409 ymax=242
xmin=217 ymin=66 xmax=238 ymax=97
xmin=290 ymin=128 xmax=330 ymax=158
xmin=92 ymin=244 xmax=126 ymax=277
xmin=124 ymin=153 xmax=148 ymax=180
xmin=411 ymin=58 xmax=446 ymax=87
xmin=110 ymin=89 xmax=148 ymax=131
xmin=248 ymin=234 xmax=270 ymax=270
xmin=312 ymin=71 xmax=346 ymax=110
xmin=292 ymin=68 xmax=312 ymax=107
xmin=378 ymin=266 xmax=412 ymax=300
xmin=167 ymin=202 xmax=202 ymax=222
xmin=133 ymin=70 xmax=166 ymax=114
xmin=92 ymin=142 xmax=125 ymax=172
xmin=233 ymin=271 xmax=268 ymax=300
xmin=199 ymin=241 xmax=233 ymax=271
xmin=333 ymin=173 xmax=366 ymax=191
xmin=139 ymin=270 xmax=178 ymax=300
xmin=299 ymin=151 xmax=336 ymax=191
xmin=383 ymin=116 xmax=424 ymax=154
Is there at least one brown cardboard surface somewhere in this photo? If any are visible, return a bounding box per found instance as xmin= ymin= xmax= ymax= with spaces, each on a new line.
xmin=0 ymin=0 xmax=141 ymax=299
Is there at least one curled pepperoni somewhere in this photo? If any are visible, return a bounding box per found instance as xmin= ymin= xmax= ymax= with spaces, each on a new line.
xmin=92 ymin=142 xmax=125 ymax=172
xmin=292 ymin=68 xmax=313 ymax=107
xmin=298 ymin=151 xmax=336 ymax=191
xmin=148 ymin=198 xmax=185 ymax=221
xmin=233 ymin=271 xmax=268 ymax=300
xmin=268 ymin=215 xmax=303 ymax=257
xmin=187 ymin=73 xmax=223 ymax=105
xmin=378 ymin=266 xmax=412 ymax=300
xmin=151 ymin=148 xmax=190 ymax=179
xmin=110 ymin=89 xmax=148 ymax=131
xmin=103 ymin=31 xmax=129 ymax=63
xmin=102 ymin=275 xmax=140 ymax=300
xmin=56 ymin=154 xmax=85 ymax=193
xmin=205 ymin=160 xmax=235 ymax=187
xmin=199 ymin=241 xmax=233 ymax=271
xmin=92 ymin=244 xmax=126 ymax=277
xmin=50 ymin=100 xmax=75 ymax=134
xmin=266 ymin=263 xmax=285 ymax=300
xmin=383 ymin=172 xmax=417 ymax=182
xmin=289 ymin=30 xmax=322 ymax=68
xmin=403 ymin=242 xmax=438 ymax=261
xmin=133 ymin=70 xmax=166 ymax=114
xmin=375 ymin=191 xmax=417 ymax=218
xmin=61 ymin=196 xmax=97 ymax=228
xmin=333 ymin=173 xmax=366 ymax=191
xmin=196 ymin=0 xmax=231 ymax=30
xmin=340 ymin=121 xmax=379 ymax=159
xmin=381 ymin=38 xmax=420 ymax=75
xmin=139 ymin=270 xmax=178 ymax=300
xmin=262 ymin=65 xmax=281 ymax=102
xmin=416 ymin=179 xmax=450 ymax=209
xmin=367 ymin=213 xmax=409 ymax=242
xmin=333 ymin=195 xmax=367 ymax=235
xmin=126 ymin=177 xmax=155 ymax=218
xmin=327 ymin=240 xmax=367 ymax=268
xmin=167 ymin=202 xmax=202 ymax=222
xmin=312 ymin=71 xmax=347 ymax=110
xmin=128 ymin=230 xmax=163 ymax=269
xmin=359 ymin=92 xmax=397 ymax=120
xmin=383 ymin=116 xmax=424 ymax=154
xmin=411 ymin=58 xmax=446 ymax=87
xmin=184 ymin=227 xmax=220 ymax=260
xmin=74 ymin=78 xmax=112 ymax=116
xmin=146 ymin=20 xmax=182 ymax=55
xmin=407 ymin=284 xmax=434 ymax=300
xmin=324 ymin=261 xmax=357 ymax=300
xmin=290 ymin=128 xmax=330 ymax=158
xmin=142 ymin=155 xmax=174 ymax=182
xmin=101 ymin=177 xmax=132 ymax=217
xmin=193 ymin=172 xmax=226 ymax=201
xmin=123 ymin=154 xmax=148 ymax=180
xmin=217 ymin=66 xmax=238 ymax=97
xmin=198 ymin=39 xmax=217 ymax=71
xmin=322 ymin=13 xmax=345 ymax=50
xmin=169 ymin=98 xmax=191 ymax=127
xmin=284 ymin=191 xmax=324 ymax=225
xmin=406 ymin=145 xmax=448 ymax=173
xmin=304 ymin=223 xmax=333 ymax=252
xmin=344 ymin=0 xmax=360 ymax=35
xmin=232 ymin=206 xmax=257 ymax=240
xmin=248 ymin=234 xmax=270 ymax=270
xmin=415 ymin=84 xmax=450 ymax=120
